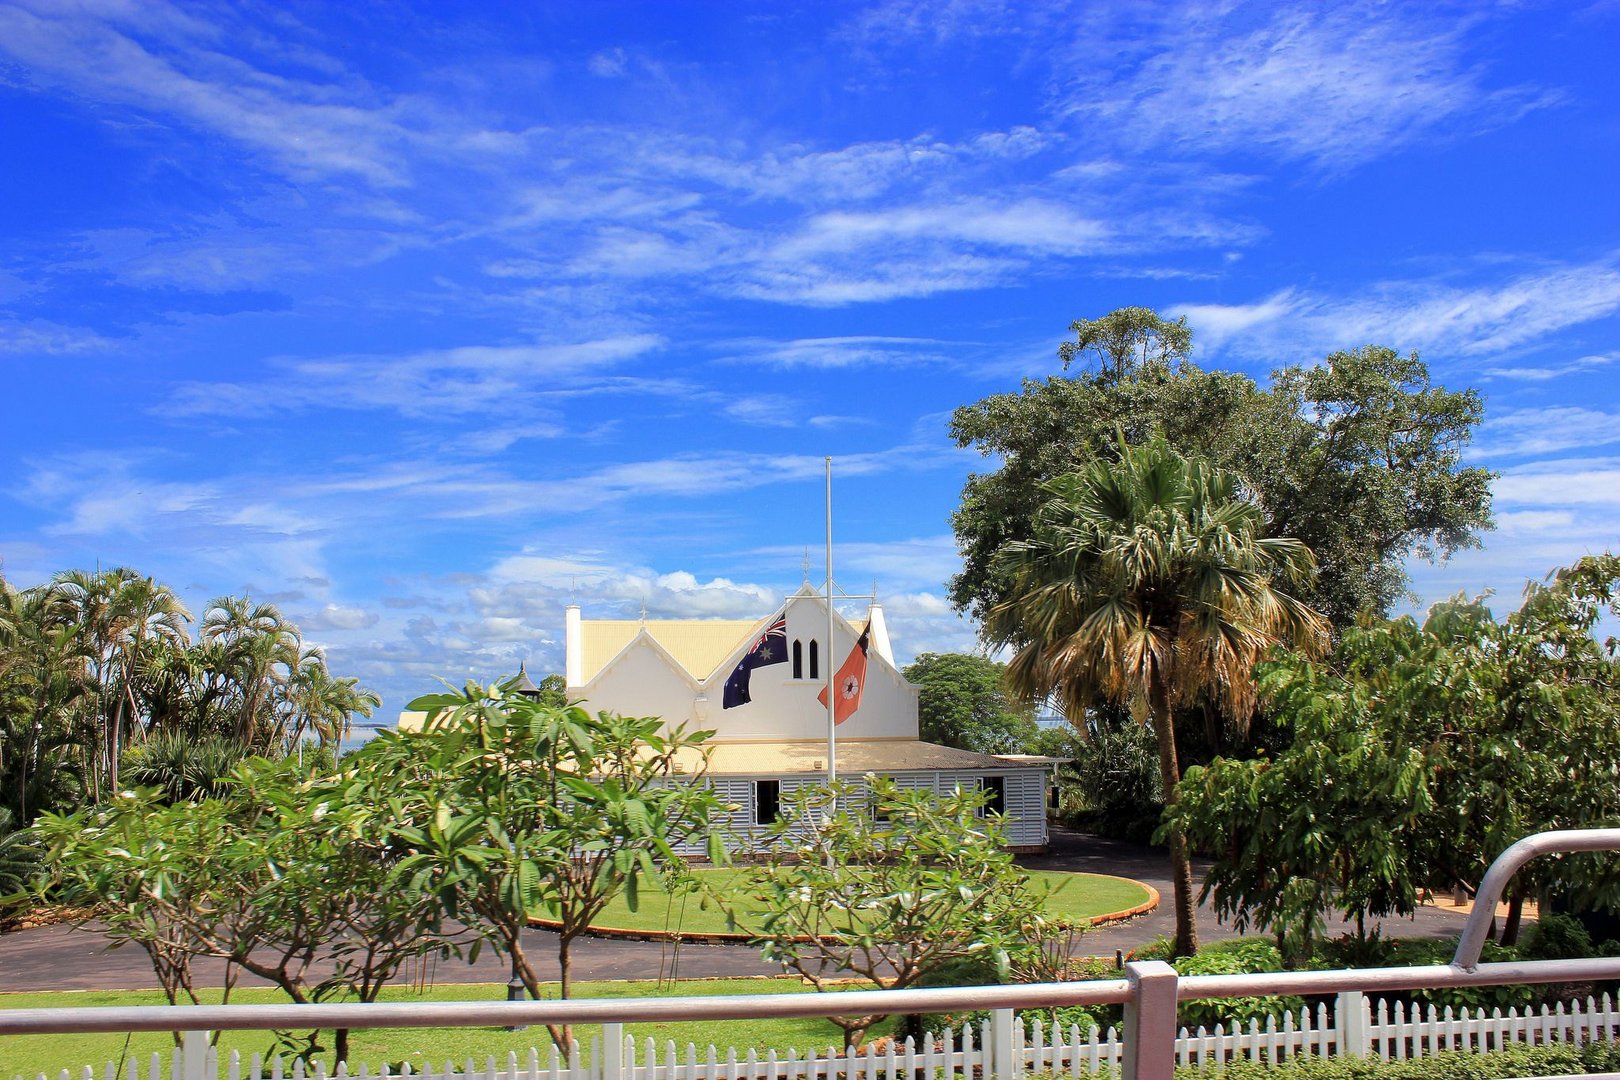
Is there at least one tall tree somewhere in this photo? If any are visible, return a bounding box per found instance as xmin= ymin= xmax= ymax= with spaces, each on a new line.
xmin=283 ymin=648 xmax=379 ymax=752
xmin=50 ymin=568 xmax=191 ymax=792
xmin=951 ymin=309 xmax=1493 ymax=630
xmin=201 ymin=597 xmax=299 ymax=751
xmin=903 ymin=652 xmax=1037 ymax=755
xmin=1171 ymin=554 xmax=1620 ymax=962
xmin=985 ymin=437 xmax=1329 ymax=957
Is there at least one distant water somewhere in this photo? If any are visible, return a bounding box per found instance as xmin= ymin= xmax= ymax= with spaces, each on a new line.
xmin=340 ymin=723 xmax=386 ymax=756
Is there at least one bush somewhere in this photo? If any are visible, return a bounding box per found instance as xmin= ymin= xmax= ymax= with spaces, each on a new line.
xmin=1180 ymin=1038 xmax=1620 ymax=1080
xmin=1064 ymin=706 xmax=1163 ymax=844
xmin=1174 ymin=940 xmax=1306 ymax=1030
xmin=1522 ymin=912 xmax=1595 ymax=961
xmin=1373 ymin=938 xmax=1536 ymax=1012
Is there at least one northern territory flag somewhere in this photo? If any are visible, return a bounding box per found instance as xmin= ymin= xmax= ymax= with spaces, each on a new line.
xmin=817 ymin=621 xmax=871 ymax=724
xmin=721 ymin=609 xmax=788 ymax=708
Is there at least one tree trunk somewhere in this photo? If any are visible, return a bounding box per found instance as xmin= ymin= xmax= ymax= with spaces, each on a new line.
xmin=1502 ymin=891 xmax=1526 ymax=947
xmin=334 ymin=1028 xmax=349 ymax=1066
xmin=1152 ymin=699 xmax=1198 ymax=958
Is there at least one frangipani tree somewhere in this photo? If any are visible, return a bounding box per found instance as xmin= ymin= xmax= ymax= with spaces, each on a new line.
xmin=985 ymin=436 xmax=1329 ymax=957
xmin=350 ymin=681 xmax=728 ymax=1048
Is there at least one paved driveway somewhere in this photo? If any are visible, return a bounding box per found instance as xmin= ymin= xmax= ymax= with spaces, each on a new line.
xmin=0 ymin=827 xmax=1474 ymax=993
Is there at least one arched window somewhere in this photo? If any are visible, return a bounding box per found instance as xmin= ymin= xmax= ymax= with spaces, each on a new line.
xmin=809 ymin=639 xmax=819 ymax=680
xmin=792 ymin=639 xmax=803 ymax=679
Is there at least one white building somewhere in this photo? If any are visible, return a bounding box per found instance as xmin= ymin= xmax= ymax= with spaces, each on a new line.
xmin=564 ymin=585 xmax=1050 ymax=851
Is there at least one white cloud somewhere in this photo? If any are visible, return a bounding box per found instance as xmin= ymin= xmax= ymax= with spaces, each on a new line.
xmin=1061 ymin=5 xmax=1554 ymax=170
xmin=1482 ymin=354 xmax=1614 ymax=382
xmin=304 ymin=602 xmax=380 ymax=631
xmin=1169 ymin=290 xmax=1300 ymax=351
xmin=0 ymin=318 xmax=114 ymax=354
xmin=719 ymin=335 xmax=957 ymax=370
xmin=1473 ymin=407 xmax=1620 ymax=460
xmin=587 ymin=48 xmax=629 ymax=78
xmin=0 ymin=2 xmax=413 ymax=186
xmin=1175 ymin=258 xmax=1620 ymax=361
xmin=169 ymin=334 xmax=665 ymax=419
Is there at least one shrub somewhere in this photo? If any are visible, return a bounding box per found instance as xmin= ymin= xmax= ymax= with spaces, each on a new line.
xmin=1522 ymin=912 xmax=1595 ymax=961
xmin=1174 ymin=940 xmax=1305 ymax=1030
xmin=1184 ymin=1038 xmax=1620 ymax=1080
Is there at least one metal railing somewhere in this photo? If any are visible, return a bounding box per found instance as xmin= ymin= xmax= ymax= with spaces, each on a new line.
xmin=6 ymin=829 xmax=1620 ymax=1080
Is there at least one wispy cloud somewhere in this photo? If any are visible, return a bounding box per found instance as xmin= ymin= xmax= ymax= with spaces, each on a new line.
xmin=1482 ymin=353 xmax=1614 ymax=382
xmin=0 ymin=1 xmax=414 ymax=186
xmin=718 ymin=336 xmax=958 ymax=370
xmin=1058 ymin=4 xmax=1555 ymax=171
xmin=1172 ymin=258 xmax=1620 ymax=361
xmin=169 ymin=335 xmax=665 ymax=420
xmin=1473 ymin=407 xmax=1620 ymax=460
xmin=0 ymin=318 xmax=114 ymax=354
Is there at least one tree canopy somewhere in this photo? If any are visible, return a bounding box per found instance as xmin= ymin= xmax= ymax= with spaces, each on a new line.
xmin=903 ymin=652 xmax=1037 ymax=755
xmin=1169 ymin=554 xmax=1620 ymax=964
xmin=985 ymin=435 xmax=1329 ymax=957
xmin=950 ymin=308 xmax=1494 ymax=629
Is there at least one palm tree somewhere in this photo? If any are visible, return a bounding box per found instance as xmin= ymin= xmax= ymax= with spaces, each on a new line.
xmin=282 ymin=648 xmax=380 ymax=753
xmin=51 ymin=569 xmax=191 ymax=791
xmin=201 ymin=597 xmax=300 ymax=752
xmin=986 ymin=436 xmax=1329 ymax=957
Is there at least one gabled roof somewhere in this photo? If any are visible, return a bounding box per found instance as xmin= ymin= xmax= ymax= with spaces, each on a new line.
xmin=577 ymin=617 xmax=763 ymax=685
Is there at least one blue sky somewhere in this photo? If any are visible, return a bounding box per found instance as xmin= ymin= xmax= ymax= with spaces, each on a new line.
xmin=2 ymin=0 xmax=1617 ymax=716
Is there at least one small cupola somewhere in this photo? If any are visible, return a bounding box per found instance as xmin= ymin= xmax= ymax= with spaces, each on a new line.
xmin=511 ymin=663 xmax=541 ymax=700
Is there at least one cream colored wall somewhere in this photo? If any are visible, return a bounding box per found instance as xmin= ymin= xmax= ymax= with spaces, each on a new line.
xmin=577 ymin=636 xmax=701 ymax=727
xmin=577 ymin=598 xmax=919 ymax=742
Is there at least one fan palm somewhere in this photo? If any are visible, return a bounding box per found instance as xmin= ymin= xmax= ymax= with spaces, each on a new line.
xmin=986 ymin=436 xmax=1329 ymax=957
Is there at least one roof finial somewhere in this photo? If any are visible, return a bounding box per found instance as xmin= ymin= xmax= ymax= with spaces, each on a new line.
xmin=872 ymin=578 xmax=879 ymax=603
xmin=639 ymin=599 xmax=648 ymax=624
xmin=802 ymin=547 xmax=811 ymax=583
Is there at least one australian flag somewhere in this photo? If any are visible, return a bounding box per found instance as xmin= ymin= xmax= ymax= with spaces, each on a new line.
xmin=722 ymin=609 xmax=788 ymax=709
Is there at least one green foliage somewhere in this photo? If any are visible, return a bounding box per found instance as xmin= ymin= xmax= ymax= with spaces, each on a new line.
xmin=1063 ymin=704 xmax=1162 ymax=844
xmin=1382 ymin=939 xmax=1535 ymax=1012
xmin=351 ymin=684 xmax=726 ymax=1047
xmin=119 ymin=730 xmax=248 ymax=803
xmin=1522 ymin=912 xmax=1596 ymax=961
xmin=902 ymin=652 xmax=1037 ymax=755
xmin=1169 ymin=1039 xmax=1620 ymax=1080
xmin=33 ymin=759 xmax=455 ymax=1061
xmin=984 ymin=434 xmax=1329 ymax=959
xmin=951 ymin=311 xmax=1493 ymax=631
xmin=1173 ymin=940 xmax=1306 ymax=1030
xmin=0 ymin=807 xmax=42 ymax=927
xmin=0 ymin=565 xmax=378 ymax=826
xmin=747 ymin=777 xmax=1056 ymax=1047
xmin=1170 ymin=553 xmax=1620 ymax=965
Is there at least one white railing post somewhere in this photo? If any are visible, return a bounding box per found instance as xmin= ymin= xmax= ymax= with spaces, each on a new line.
xmin=1122 ymin=960 xmax=1178 ymax=1080
xmin=181 ymin=1031 xmax=211 ymax=1080
xmin=601 ymin=1023 xmax=625 ymax=1080
xmin=990 ymin=1008 xmax=1016 ymax=1079
xmin=1337 ymin=991 xmax=1368 ymax=1057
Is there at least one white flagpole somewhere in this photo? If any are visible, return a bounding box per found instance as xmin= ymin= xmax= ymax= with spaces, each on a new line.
xmin=824 ymin=455 xmax=836 ymax=797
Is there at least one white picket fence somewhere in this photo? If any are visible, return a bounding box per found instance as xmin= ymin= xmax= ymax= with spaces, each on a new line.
xmin=24 ymin=991 xmax=1620 ymax=1080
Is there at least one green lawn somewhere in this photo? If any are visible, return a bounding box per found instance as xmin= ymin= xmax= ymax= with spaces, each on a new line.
xmin=535 ymin=868 xmax=1151 ymax=935
xmin=0 ymin=980 xmax=893 ymax=1078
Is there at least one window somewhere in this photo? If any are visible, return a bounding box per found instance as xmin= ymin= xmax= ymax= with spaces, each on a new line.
xmin=979 ymin=775 xmax=1006 ymax=817
xmin=809 ymin=639 xmax=819 ymax=679
xmin=792 ymin=640 xmax=803 ymax=679
xmin=755 ymin=779 xmax=782 ymax=824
